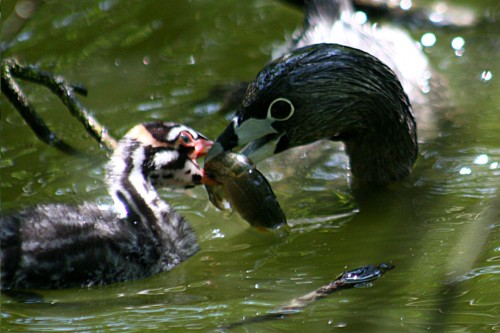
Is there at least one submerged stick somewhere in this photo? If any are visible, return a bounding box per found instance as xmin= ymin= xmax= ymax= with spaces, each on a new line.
xmin=218 ymin=263 xmax=394 ymax=330
xmin=1 ymin=59 xmax=117 ymax=153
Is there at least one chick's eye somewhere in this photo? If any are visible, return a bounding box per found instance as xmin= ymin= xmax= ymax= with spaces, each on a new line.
xmin=179 ymin=132 xmax=193 ymax=145
xmin=268 ymin=98 xmax=294 ymax=121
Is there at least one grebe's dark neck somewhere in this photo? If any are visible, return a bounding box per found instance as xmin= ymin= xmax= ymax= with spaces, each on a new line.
xmin=337 ymin=96 xmax=417 ymax=184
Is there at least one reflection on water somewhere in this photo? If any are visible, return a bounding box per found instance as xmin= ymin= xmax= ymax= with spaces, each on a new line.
xmin=1 ymin=0 xmax=499 ymax=332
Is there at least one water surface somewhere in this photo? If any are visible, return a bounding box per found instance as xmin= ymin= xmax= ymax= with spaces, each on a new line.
xmin=1 ymin=0 xmax=499 ymax=332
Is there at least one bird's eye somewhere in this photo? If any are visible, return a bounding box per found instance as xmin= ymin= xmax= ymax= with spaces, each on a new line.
xmin=179 ymin=131 xmax=194 ymax=146
xmin=267 ymin=98 xmax=294 ymax=121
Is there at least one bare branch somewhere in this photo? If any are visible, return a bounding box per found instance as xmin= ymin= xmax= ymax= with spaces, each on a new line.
xmin=1 ymin=60 xmax=77 ymax=154
xmin=219 ymin=263 xmax=394 ymax=330
xmin=1 ymin=59 xmax=117 ymax=153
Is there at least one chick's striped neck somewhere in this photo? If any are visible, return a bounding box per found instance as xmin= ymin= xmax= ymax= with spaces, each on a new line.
xmin=107 ymin=138 xmax=173 ymax=227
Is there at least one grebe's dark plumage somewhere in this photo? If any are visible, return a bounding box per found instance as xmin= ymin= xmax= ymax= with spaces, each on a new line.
xmin=211 ymin=43 xmax=417 ymax=184
xmin=1 ymin=122 xmax=213 ymax=290
xmin=208 ymin=0 xmax=439 ymax=184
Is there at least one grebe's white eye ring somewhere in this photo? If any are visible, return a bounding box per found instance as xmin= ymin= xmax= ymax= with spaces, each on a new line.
xmin=267 ymin=98 xmax=294 ymax=121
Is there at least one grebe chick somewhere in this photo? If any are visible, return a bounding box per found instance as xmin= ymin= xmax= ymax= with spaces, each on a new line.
xmin=1 ymin=122 xmax=213 ymax=290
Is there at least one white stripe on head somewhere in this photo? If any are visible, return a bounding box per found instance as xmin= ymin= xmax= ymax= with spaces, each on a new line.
xmin=153 ymin=150 xmax=179 ymax=168
xmin=166 ymin=124 xmax=199 ymax=142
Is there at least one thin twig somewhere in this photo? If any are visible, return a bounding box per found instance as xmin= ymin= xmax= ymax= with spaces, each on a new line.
xmin=1 ymin=60 xmax=78 ymax=154
xmin=218 ymin=263 xmax=394 ymax=330
xmin=1 ymin=58 xmax=117 ymax=152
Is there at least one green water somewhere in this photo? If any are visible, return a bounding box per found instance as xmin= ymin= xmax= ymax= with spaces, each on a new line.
xmin=1 ymin=0 xmax=499 ymax=332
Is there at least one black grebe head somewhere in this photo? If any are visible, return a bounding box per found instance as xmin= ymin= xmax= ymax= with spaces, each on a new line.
xmin=209 ymin=43 xmax=417 ymax=184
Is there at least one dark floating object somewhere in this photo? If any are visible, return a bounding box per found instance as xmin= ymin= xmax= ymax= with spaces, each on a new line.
xmin=1 ymin=122 xmax=213 ymax=290
xmin=219 ymin=263 xmax=395 ymax=329
xmin=205 ymin=152 xmax=287 ymax=229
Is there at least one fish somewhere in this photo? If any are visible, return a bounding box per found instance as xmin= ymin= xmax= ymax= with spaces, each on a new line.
xmin=204 ymin=152 xmax=287 ymax=228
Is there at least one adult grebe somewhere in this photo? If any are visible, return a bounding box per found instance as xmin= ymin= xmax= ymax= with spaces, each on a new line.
xmin=208 ymin=0 xmax=441 ymax=184
xmin=210 ymin=43 xmax=416 ymax=185
xmin=1 ymin=122 xmax=213 ymax=290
